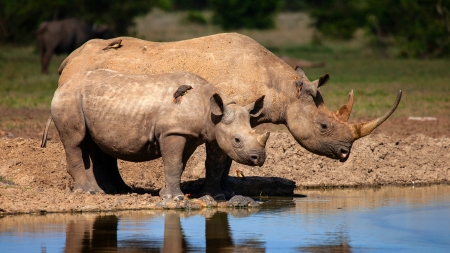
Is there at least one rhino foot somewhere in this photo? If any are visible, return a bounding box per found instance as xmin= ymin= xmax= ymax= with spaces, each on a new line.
xmin=160 ymin=194 xmax=185 ymax=201
xmin=200 ymin=190 xmax=228 ymax=200
xmin=172 ymin=195 xmax=185 ymax=201
xmin=221 ymin=189 xmax=236 ymax=199
xmin=101 ymin=183 xmax=132 ymax=194
xmin=73 ymin=183 xmax=105 ymax=194
xmin=159 ymin=187 xmax=184 ymax=201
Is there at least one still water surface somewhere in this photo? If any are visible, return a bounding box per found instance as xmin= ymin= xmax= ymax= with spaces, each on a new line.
xmin=1 ymin=185 xmax=449 ymax=252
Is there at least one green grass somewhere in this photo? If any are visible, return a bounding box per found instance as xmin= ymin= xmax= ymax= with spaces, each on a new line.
xmin=268 ymin=43 xmax=450 ymax=119
xmin=0 ymin=46 xmax=61 ymax=109
xmin=1 ymin=11 xmax=449 ymax=120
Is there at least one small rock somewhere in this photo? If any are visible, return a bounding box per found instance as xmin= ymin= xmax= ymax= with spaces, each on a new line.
xmin=225 ymin=195 xmax=260 ymax=208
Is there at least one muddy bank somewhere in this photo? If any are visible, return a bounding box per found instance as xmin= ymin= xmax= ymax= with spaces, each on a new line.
xmin=1 ymin=130 xmax=449 ymax=214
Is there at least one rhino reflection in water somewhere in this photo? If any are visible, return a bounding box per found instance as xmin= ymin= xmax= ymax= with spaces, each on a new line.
xmin=64 ymin=215 xmax=118 ymax=253
xmin=56 ymin=33 xmax=402 ymax=198
xmin=63 ymin=211 xmax=264 ymax=252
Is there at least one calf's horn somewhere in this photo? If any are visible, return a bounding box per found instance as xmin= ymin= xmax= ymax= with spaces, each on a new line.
xmin=334 ymin=90 xmax=354 ymax=123
xmin=257 ymin=131 xmax=271 ymax=146
xmin=350 ymin=90 xmax=402 ymax=140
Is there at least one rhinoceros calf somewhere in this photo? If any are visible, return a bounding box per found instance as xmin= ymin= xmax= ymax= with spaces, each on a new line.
xmin=51 ymin=69 xmax=270 ymax=200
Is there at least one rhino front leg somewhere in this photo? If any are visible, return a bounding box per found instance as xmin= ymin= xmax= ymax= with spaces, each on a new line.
xmin=159 ymin=135 xmax=188 ymax=201
xmin=201 ymin=141 xmax=234 ymax=200
xmin=219 ymin=156 xmax=234 ymax=197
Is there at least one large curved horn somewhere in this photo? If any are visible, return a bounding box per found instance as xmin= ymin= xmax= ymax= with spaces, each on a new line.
xmin=350 ymin=90 xmax=402 ymax=140
xmin=334 ymin=90 xmax=354 ymax=123
xmin=257 ymin=131 xmax=270 ymax=146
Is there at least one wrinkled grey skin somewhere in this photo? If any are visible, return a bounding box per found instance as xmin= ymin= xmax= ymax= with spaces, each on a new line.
xmin=37 ymin=18 xmax=113 ymax=74
xmin=51 ymin=70 xmax=269 ymax=200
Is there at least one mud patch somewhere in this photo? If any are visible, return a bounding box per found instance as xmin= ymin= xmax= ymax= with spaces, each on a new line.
xmin=1 ymin=131 xmax=449 ymax=214
xmin=0 ymin=109 xmax=449 ymax=214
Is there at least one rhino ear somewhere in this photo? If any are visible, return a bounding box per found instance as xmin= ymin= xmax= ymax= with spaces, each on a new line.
xmin=318 ymin=73 xmax=330 ymax=88
xmin=294 ymin=66 xmax=305 ymax=76
xmin=245 ymin=95 xmax=265 ymax=118
xmin=210 ymin=93 xmax=225 ymax=116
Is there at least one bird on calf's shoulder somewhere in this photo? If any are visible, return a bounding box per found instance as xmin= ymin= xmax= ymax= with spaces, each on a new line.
xmin=173 ymin=85 xmax=193 ymax=104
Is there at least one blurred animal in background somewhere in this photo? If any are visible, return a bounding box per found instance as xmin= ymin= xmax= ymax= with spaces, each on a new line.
xmin=280 ymin=56 xmax=325 ymax=69
xmin=37 ymin=18 xmax=114 ymax=74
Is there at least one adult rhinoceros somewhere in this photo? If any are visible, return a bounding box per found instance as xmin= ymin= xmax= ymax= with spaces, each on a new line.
xmin=55 ymin=33 xmax=401 ymax=198
xmin=52 ymin=69 xmax=270 ymax=199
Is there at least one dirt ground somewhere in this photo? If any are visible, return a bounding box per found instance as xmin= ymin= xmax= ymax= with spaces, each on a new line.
xmin=1 ymin=108 xmax=449 ymax=214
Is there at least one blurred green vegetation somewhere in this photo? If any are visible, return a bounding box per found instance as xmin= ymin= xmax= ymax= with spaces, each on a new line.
xmin=0 ymin=46 xmax=60 ymax=108
xmin=185 ymin=11 xmax=208 ymax=25
xmin=2 ymin=0 xmax=449 ymax=59
xmin=0 ymin=0 xmax=167 ymax=43
xmin=270 ymin=44 xmax=450 ymax=118
xmin=305 ymin=0 xmax=450 ymax=58
xmin=210 ymin=0 xmax=283 ymax=30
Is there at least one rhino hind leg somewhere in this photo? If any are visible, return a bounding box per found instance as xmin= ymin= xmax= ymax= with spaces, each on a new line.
xmin=54 ymin=108 xmax=103 ymax=193
xmin=40 ymin=46 xmax=54 ymax=74
xmin=219 ymin=156 xmax=235 ymax=198
xmin=63 ymin=141 xmax=103 ymax=193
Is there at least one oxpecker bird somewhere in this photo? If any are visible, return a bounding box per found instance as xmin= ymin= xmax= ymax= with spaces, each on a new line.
xmin=102 ymin=39 xmax=122 ymax=50
xmin=173 ymin=85 xmax=193 ymax=104
xmin=236 ymin=169 xmax=247 ymax=181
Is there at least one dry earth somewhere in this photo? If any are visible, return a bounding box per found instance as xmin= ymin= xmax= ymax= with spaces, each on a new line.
xmin=1 ymin=108 xmax=449 ymax=214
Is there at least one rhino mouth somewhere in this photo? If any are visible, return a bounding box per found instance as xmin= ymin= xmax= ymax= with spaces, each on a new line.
xmin=337 ymin=146 xmax=351 ymax=162
xmin=249 ymin=150 xmax=267 ymax=166
xmin=236 ymin=149 xmax=267 ymax=166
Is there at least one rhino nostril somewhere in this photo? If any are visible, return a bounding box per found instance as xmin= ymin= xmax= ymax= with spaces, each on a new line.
xmin=250 ymin=155 xmax=259 ymax=163
xmin=339 ymin=148 xmax=349 ymax=158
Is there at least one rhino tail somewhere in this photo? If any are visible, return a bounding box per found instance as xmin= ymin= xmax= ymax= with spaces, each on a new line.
xmin=40 ymin=115 xmax=53 ymax=148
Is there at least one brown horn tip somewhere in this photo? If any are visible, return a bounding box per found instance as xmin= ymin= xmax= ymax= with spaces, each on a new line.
xmin=351 ymin=90 xmax=402 ymax=140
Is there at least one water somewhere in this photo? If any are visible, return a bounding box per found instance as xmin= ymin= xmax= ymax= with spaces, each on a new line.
xmin=1 ymin=185 xmax=449 ymax=252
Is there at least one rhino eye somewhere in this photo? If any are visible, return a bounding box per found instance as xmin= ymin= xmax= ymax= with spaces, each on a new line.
xmin=316 ymin=121 xmax=331 ymax=133
xmin=232 ymin=134 xmax=244 ymax=148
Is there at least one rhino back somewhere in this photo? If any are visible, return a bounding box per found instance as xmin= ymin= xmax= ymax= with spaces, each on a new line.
xmin=59 ymin=33 xmax=297 ymax=106
xmin=56 ymin=70 xmax=218 ymax=161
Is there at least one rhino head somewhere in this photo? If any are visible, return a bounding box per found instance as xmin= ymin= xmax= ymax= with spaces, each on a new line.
xmin=210 ymin=94 xmax=270 ymax=166
xmin=286 ymin=67 xmax=402 ymax=162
